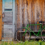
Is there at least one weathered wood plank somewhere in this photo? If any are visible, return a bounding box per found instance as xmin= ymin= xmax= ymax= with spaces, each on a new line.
xmin=3 ymin=12 xmax=13 ymax=23
xmin=15 ymin=0 xmax=45 ymax=31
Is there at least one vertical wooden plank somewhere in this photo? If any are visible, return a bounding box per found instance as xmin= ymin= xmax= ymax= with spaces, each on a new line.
xmin=27 ymin=0 xmax=32 ymax=30
xmin=40 ymin=0 xmax=44 ymax=21
xmin=42 ymin=0 xmax=44 ymax=22
xmin=16 ymin=0 xmax=20 ymax=29
xmin=15 ymin=0 xmax=18 ymax=30
xmin=31 ymin=0 xmax=35 ymax=23
xmin=36 ymin=0 xmax=40 ymax=30
xmin=31 ymin=0 xmax=36 ymax=30
xmin=16 ymin=0 xmax=22 ymax=29
xmin=39 ymin=0 xmax=44 ymax=21
xmin=35 ymin=0 xmax=37 ymax=31
xmin=24 ymin=0 xmax=27 ymax=27
xmin=44 ymin=0 xmax=45 ymax=22
xmin=19 ymin=0 xmax=22 ymax=28
xmin=27 ymin=0 xmax=32 ymax=24
xmin=0 ymin=0 xmax=2 ymax=40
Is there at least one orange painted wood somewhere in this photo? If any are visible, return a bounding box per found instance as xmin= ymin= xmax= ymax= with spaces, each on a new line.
xmin=0 ymin=0 xmax=2 ymax=40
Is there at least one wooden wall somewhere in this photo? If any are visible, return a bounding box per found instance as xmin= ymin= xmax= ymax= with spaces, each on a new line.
xmin=15 ymin=0 xmax=45 ymax=30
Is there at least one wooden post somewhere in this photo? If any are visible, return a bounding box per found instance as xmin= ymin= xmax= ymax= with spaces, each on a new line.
xmin=0 ymin=0 xmax=2 ymax=40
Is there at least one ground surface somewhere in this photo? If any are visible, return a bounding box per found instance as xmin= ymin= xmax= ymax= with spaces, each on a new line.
xmin=0 ymin=41 xmax=45 ymax=45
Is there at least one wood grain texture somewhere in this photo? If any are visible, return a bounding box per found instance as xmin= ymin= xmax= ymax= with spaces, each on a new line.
xmin=0 ymin=0 xmax=2 ymax=40
xmin=15 ymin=0 xmax=45 ymax=31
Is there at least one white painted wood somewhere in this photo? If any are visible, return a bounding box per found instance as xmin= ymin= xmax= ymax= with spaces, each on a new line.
xmin=3 ymin=12 xmax=13 ymax=23
xmin=12 ymin=0 xmax=15 ymax=38
xmin=2 ymin=0 xmax=15 ymax=40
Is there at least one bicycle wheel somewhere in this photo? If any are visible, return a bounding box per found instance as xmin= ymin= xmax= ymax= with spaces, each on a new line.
xmin=15 ymin=28 xmax=30 ymax=41
xmin=41 ymin=30 xmax=45 ymax=41
xmin=15 ymin=28 xmax=26 ymax=41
